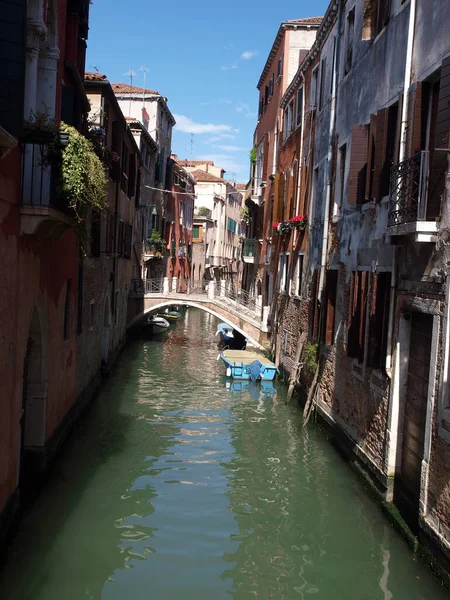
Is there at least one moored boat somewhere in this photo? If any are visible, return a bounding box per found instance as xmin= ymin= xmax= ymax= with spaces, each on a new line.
xmin=143 ymin=316 xmax=170 ymax=335
xmin=219 ymin=350 xmax=278 ymax=381
xmin=156 ymin=310 xmax=182 ymax=322
xmin=216 ymin=322 xmax=247 ymax=349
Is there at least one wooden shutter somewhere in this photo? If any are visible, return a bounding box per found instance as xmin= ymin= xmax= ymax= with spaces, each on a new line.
xmin=367 ymin=272 xmax=391 ymax=370
xmin=0 ymin=0 xmax=26 ymax=136
xmin=325 ymin=270 xmax=338 ymax=346
xmin=359 ymin=271 xmax=368 ymax=360
xmin=406 ymin=81 xmax=423 ymax=158
xmin=365 ymin=114 xmax=377 ymax=200
xmin=347 ymin=271 xmax=360 ymax=357
xmin=373 ymin=108 xmax=388 ymax=200
xmin=348 ymin=125 xmax=368 ymax=204
xmin=128 ymin=154 xmax=136 ymax=198
xmin=427 ymin=57 xmax=450 ymax=219
xmin=276 ymin=173 xmax=285 ymax=222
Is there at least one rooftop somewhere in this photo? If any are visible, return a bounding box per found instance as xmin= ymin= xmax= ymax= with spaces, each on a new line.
xmin=236 ymin=183 xmax=247 ymax=191
xmin=111 ymin=82 xmax=160 ymax=96
xmin=84 ymin=71 xmax=108 ymax=82
xmin=257 ymin=16 xmax=323 ymax=90
xmin=175 ymin=158 xmax=215 ymax=167
xmin=191 ymin=169 xmax=224 ymax=183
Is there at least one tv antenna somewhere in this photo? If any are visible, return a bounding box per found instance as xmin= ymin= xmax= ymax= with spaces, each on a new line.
xmin=139 ymin=66 xmax=149 ymax=106
xmin=124 ymin=68 xmax=138 ymax=116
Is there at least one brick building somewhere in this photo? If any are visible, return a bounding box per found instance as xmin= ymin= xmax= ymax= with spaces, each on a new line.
xmin=0 ymin=0 xmax=91 ymax=540
xmin=81 ymin=73 xmax=140 ymax=391
xmin=249 ymin=0 xmax=450 ymax=574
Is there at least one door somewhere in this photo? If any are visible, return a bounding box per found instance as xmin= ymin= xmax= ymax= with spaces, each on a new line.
xmin=396 ymin=312 xmax=433 ymax=521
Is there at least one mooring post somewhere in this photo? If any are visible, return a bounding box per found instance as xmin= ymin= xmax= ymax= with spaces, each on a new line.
xmin=172 ymin=277 xmax=178 ymax=293
xmin=163 ymin=277 xmax=169 ymax=294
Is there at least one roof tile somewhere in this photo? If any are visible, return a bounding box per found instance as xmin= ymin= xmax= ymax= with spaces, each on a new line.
xmin=112 ymin=82 xmax=160 ymax=96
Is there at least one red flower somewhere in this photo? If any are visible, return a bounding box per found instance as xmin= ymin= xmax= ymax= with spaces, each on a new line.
xmin=273 ymin=222 xmax=280 ymax=229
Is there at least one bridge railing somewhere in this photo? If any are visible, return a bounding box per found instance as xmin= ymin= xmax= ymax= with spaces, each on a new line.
xmin=130 ymin=278 xmax=164 ymax=294
xmin=213 ymin=280 xmax=262 ymax=321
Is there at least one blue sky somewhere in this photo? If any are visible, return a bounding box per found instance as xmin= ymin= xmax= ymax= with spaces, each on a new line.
xmin=86 ymin=0 xmax=330 ymax=183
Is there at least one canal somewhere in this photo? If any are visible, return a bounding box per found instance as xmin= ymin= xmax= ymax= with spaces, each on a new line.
xmin=0 ymin=309 xmax=447 ymax=599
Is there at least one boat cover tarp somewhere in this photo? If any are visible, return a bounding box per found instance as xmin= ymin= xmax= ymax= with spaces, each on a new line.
xmin=248 ymin=360 xmax=263 ymax=382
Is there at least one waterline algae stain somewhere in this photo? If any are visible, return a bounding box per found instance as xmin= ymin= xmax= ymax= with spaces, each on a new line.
xmin=0 ymin=310 xmax=447 ymax=599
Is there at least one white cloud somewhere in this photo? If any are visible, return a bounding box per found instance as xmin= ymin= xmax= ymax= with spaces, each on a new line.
xmin=220 ymin=64 xmax=238 ymax=71
xmin=235 ymin=102 xmax=250 ymax=113
xmin=206 ymin=133 xmax=236 ymax=143
xmin=195 ymin=154 xmax=244 ymax=173
xmin=173 ymin=114 xmax=235 ymax=135
xmin=215 ymin=145 xmax=247 ymax=152
xmin=221 ymin=99 xmax=233 ymax=104
xmin=241 ymin=50 xmax=257 ymax=60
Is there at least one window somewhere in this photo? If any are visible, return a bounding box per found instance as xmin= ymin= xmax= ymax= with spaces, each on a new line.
xmin=324 ymin=270 xmax=338 ymax=346
xmin=264 ymin=85 xmax=269 ymax=106
xmin=278 ymin=252 xmax=290 ymax=293
xmin=269 ymin=73 xmax=274 ymax=98
xmin=128 ymin=153 xmax=136 ymax=198
xmin=120 ymin=141 xmax=129 ymax=193
xmin=319 ymin=57 xmax=327 ymax=111
xmin=63 ymin=279 xmax=71 ymax=340
xmin=362 ymin=0 xmax=391 ymax=40
xmin=311 ymin=67 xmax=319 ymax=108
xmin=293 ymin=252 xmax=304 ymax=296
xmin=348 ymin=270 xmax=368 ymax=362
xmin=345 ymin=8 xmax=355 ymax=75
xmin=296 ymin=86 xmax=303 ymax=128
xmin=347 ymin=270 xmax=390 ymax=368
xmin=258 ymin=97 xmax=263 ymax=118
xmin=348 ymin=124 xmax=368 ymax=205
xmin=337 ymin=144 xmax=347 ymax=211
xmin=277 ymin=55 xmax=283 ymax=78
xmin=193 ymin=225 xmax=200 ymax=240
xmin=283 ymin=99 xmax=294 ymax=141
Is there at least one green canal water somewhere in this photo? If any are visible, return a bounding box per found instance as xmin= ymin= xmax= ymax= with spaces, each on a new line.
xmin=0 ymin=309 xmax=448 ymax=599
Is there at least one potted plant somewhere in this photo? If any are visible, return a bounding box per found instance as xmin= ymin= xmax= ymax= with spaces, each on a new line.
xmin=290 ymin=215 xmax=308 ymax=231
xmin=273 ymin=220 xmax=292 ymax=236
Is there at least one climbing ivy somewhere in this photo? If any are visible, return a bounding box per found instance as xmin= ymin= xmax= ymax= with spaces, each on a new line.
xmin=58 ymin=123 xmax=108 ymax=221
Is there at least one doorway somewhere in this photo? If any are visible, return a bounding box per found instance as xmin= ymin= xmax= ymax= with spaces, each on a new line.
xmin=20 ymin=307 xmax=48 ymax=488
xmin=395 ymin=311 xmax=433 ymax=525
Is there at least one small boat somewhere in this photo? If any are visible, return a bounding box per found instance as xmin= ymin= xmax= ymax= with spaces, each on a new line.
xmin=156 ymin=310 xmax=182 ymax=322
xmin=216 ymin=322 xmax=247 ymax=349
xmin=219 ymin=350 xmax=278 ymax=381
xmin=143 ymin=316 xmax=170 ymax=334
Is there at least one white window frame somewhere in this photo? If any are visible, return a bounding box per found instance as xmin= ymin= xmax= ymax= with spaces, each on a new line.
xmin=291 ymin=251 xmax=305 ymax=297
xmin=278 ymin=252 xmax=290 ymax=293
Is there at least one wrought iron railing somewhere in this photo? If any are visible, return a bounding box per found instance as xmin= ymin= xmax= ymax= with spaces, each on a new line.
xmin=242 ymin=238 xmax=258 ymax=258
xmin=130 ymin=278 xmax=164 ymax=294
xmin=21 ymin=141 xmax=65 ymax=210
xmin=388 ymin=151 xmax=429 ymax=227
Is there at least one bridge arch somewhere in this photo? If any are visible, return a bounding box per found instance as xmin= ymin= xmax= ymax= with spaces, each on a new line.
xmin=129 ymin=300 xmax=265 ymax=350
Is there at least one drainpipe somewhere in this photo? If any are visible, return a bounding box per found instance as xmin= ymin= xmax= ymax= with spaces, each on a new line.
xmin=386 ymin=0 xmax=416 ymax=374
xmin=296 ymin=73 xmax=306 ymax=217
xmin=318 ymin=0 xmax=342 ymax=302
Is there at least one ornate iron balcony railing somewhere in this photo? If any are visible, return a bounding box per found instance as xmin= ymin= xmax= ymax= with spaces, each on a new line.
xmin=388 ymin=151 xmax=429 ymax=227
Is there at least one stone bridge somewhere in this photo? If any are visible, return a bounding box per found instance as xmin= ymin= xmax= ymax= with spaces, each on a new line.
xmin=127 ymin=278 xmax=270 ymax=349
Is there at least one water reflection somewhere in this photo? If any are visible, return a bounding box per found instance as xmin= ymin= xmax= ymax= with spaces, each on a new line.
xmin=0 ymin=310 xmax=447 ymax=600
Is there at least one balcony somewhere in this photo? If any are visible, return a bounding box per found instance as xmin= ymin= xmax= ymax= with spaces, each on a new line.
xmin=143 ymin=238 xmax=165 ymax=259
xmin=242 ymin=238 xmax=259 ymax=264
xmin=20 ymin=140 xmax=72 ymax=239
xmin=387 ymin=152 xmax=439 ymax=243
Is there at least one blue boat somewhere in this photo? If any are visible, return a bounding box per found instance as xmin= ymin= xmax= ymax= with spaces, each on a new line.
xmin=216 ymin=322 xmax=247 ymax=349
xmin=220 ymin=350 xmax=278 ymax=381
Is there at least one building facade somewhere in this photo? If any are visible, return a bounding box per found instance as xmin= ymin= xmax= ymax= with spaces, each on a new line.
xmin=0 ymin=0 xmax=91 ymax=538
xmin=252 ymin=0 xmax=450 ymax=574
